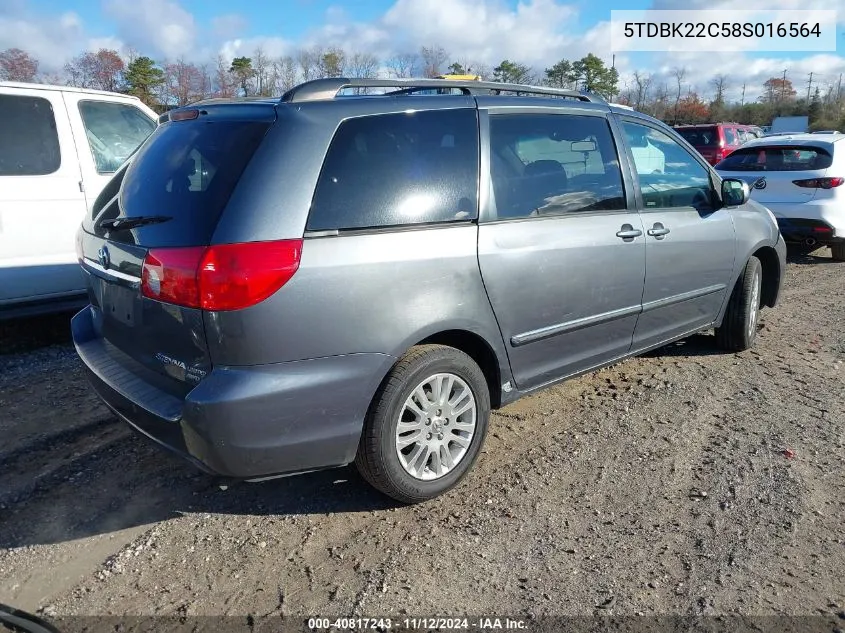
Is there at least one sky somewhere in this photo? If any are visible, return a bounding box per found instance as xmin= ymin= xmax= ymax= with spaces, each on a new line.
xmin=1 ymin=0 xmax=845 ymax=101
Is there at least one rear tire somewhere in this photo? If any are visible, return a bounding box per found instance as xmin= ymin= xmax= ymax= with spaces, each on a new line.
xmin=830 ymin=242 xmax=845 ymax=261
xmin=355 ymin=344 xmax=490 ymax=504
xmin=715 ymin=256 xmax=762 ymax=352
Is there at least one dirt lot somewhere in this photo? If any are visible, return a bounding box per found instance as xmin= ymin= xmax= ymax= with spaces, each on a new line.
xmin=0 ymin=248 xmax=843 ymax=626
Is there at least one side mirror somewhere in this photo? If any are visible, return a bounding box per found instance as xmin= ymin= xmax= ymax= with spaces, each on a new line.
xmin=721 ymin=178 xmax=750 ymax=207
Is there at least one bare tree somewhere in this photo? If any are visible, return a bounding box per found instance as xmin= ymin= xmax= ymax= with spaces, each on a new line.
xmin=0 ymin=48 xmax=39 ymax=82
xmin=64 ymin=49 xmax=124 ymax=91
xmin=347 ymin=51 xmax=379 ymax=78
xmin=253 ymin=46 xmax=270 ymax=96
xmin=297 ymin=48 xmax=317 ymax=81
xmin=710 ymin=74 xmax=728 ymax=105
xmin=632 ymin=71 xmax=652 ymax=112
xmin=271 ymin=55 xmax=298 ymax=93
xmin=420 ymin=45 xmax=448 ymax=78
xmin=213 ymin=54 xmax=236 ymax=98
xmin=650 ymin=81 xmax=671 ymax=119
xmin=672 ymin=66 xmax=687 ymax=124
xmin=386 ymin=52 xmax=419 ymax=78
xmin=164 ymin=59 xmax=210 ymax=106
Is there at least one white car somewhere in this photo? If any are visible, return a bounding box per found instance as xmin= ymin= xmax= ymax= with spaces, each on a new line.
xmin=0 ymin=82 xmax=158 ymax=319
xmin=715 ymin=133 xmax=845 ymax=260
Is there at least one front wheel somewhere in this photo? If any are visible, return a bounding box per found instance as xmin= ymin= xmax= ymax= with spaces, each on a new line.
xmin=715 ymin=256 xmax=762 ymax=352
xmin=355 ymin=345 xmax=490 ymax=504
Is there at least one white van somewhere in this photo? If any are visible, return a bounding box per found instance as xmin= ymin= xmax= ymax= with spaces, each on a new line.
xmin=0 ymin=82 xmax=157 ymax=319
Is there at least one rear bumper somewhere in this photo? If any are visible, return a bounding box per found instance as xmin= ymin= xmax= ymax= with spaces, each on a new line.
xmin=72 ymin=307 xmax=394 ymax=479
xmin=764 ymin=200 xmax=845 ymax=242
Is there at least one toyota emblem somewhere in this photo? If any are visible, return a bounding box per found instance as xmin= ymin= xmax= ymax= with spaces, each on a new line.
xmin=97 ymin=246 xmax=110 ymax=270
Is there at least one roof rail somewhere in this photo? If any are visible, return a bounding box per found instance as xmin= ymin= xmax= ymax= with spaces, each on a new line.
xmin=186 ymin=96 xmax=276 ymax=107
xmin=280 ymin=77 xmax=606 ymax=104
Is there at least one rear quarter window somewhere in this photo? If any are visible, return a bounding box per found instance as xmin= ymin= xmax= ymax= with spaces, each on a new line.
xmin=717 ymin=146 xmax=833 ymax=171
xmin=307 ymin=109 xmax=479 ymax=231
xmin=0 ymin=94 xmax=61 ymax=176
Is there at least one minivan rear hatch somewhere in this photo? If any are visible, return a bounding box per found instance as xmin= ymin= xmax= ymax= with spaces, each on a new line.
xmin=78 ymin=104 xmax=276 ymax=395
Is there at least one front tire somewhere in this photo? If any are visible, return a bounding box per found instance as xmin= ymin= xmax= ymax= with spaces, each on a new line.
xmin=355 ymin=344 xmax=490 ymax=504
xmin=715 ymin=256 xmax=762 ymax=352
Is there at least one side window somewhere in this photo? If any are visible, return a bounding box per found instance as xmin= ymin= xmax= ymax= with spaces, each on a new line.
xmin=736 ymin=129 xmax=749 ymax=143
xmin=308 ymin=109 xmax=479 ymax=231
xmin=723 ymin=127 xmax=738 ymax=146
xmin=621 ymin=121 xmax=713 ymax=210
xmin=78 ymin=101 xmax=157 ymax=174
xmin=0 ymin=94 xmax=61 ymax=176
xmin=489 ymin=114 xmax=626 ymax=220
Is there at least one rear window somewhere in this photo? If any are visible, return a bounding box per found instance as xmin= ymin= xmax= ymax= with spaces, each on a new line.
xmin=308 ymin=109 xmax=479 ymax=231
xmin=0 ymin=94 xmax=61 ymax=176
xmin=676 ymin=127 xmax=719 ymax=147
xmin=93 ymin=118 xmax=271 ymax=247
xmin=716 ymin=145 xmax=833 ymax=171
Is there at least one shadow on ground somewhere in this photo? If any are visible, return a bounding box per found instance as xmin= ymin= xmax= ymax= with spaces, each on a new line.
xmin=0 ymin=425 xmax=397 ymax=549
xmin=785 ymin=245 xmax=840 ymax=266
xmin=0 ymin=311 xmax=76 ymax=355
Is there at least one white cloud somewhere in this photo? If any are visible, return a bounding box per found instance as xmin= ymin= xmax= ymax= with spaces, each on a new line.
xmin=651 ymin=0 xmax=845 ymax=23
xmin=212 ymin=14 xmax=248 ymax=40
xmin=103 ymin=0 xmax=196 ymax=59
xmin=219 ymin=36 xmax=294 ymax=62
xmin=0 ymin=6 xmax=86 ymax=68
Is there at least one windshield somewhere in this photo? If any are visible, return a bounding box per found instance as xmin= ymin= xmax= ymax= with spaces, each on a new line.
xmin=716 ymin=145 xmax=833 ymax=171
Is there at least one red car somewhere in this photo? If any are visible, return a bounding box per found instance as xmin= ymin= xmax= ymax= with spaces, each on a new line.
xmin=674 ymin=123 xmax=760 ymax=165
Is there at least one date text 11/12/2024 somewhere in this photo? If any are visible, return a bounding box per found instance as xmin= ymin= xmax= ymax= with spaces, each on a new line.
xmin=308 ymin=617 xmax=528 ymax=630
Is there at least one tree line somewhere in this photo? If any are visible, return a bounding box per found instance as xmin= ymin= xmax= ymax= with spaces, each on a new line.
xmin=617 ymin=70 xmax=845 ymax=131
xmin=0 ymin=44 xmax=618 ymax=109
xmin=2 ymin=44 xmax=843 ymax=130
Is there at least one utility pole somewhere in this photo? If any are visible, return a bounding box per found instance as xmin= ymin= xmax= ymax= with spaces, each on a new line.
xmin=780 ymin=69 xmax=787 ymax=101
xmin=806 ymin=71 xmax=814 ymax=102
xmin=837 ymin=73 xmax=843 ymax=113
xmin=741 ymin=83 xmax=746 ymax=107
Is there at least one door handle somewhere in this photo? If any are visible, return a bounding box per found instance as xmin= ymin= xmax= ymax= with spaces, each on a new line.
xmin=647 ymin=222 xmax=670 ymax=239
xmin=616 ymin=224 xmax=643 ymax=240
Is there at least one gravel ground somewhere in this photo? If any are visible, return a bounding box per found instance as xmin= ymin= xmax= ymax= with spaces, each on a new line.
xmin=0 ymin=248 xmax=843 ymax=627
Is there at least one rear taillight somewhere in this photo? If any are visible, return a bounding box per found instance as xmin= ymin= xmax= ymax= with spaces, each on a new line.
xmin=793 ymin=177 xmax=845 ymax=189
xmin=141 ymin=240 xmax=302 ymax=311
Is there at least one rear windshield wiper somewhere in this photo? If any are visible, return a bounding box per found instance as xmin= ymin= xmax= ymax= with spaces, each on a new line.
xmin=98 ymin=215 xmax=173 ymax=231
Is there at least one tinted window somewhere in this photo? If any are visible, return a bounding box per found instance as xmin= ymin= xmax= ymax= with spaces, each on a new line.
xmin=622 ymin=121 xmax=713 ymax=210
xmin=489 ymin=114 xmax=625 ymax=219
xmin=91 ymin=118 xmax=271 ymax=247
xmin=676 ymin=126 xmax=718 ymax=147
xmin=79 ymin=101 xmax=156 ymax=174
xmin=308 ymin=109 xmax=479 ymax=231
xmin=0 ymin=95 xmax=61 ymax=176
xmin=716 ymin=145 xmax=833 ymax=171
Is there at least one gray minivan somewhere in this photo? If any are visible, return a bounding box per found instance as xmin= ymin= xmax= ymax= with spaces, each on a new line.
xmin=72 ymin=78 xmax=786 ymax=503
